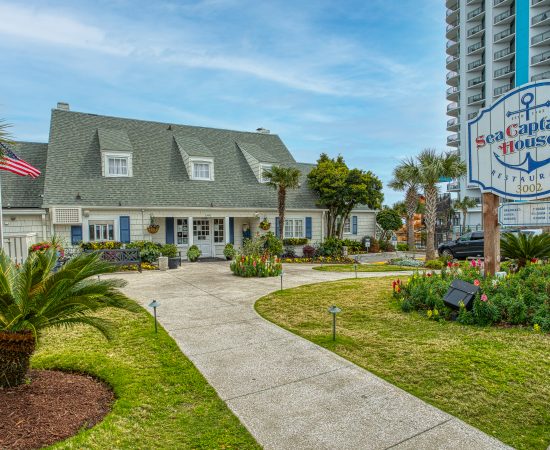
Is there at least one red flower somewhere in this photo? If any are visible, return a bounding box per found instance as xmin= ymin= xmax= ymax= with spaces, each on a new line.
xmin=474 ymin=279 xmax=480 ymax=286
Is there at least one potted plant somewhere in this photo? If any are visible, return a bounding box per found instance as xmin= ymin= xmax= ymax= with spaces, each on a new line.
xmin=223 ymin=243 xmax=236 ymax=260
xmin=147 ymin=216 xmax=160 ymax=234
xmin=161 ymin=244 xmax=180 ymax=269
xmin=187 ymin=245 xmax=201 ymax=262
xmin=259 ymin=217 xmax=271 ymax=231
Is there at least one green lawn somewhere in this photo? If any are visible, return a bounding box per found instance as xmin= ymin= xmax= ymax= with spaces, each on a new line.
xmin=255 ymin=277 xmax=550 ymax=450
xmin=32 ymin=307 xmax=259 ymax=449
xmin=313 ymin=264 xmax=417 ymax=272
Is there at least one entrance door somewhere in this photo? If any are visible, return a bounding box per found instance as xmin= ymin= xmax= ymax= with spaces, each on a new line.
xmin=193 ymin=219 xmax=212 ymax=257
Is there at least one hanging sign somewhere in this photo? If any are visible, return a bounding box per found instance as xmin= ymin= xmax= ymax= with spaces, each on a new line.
xmin=468 ymin=81 xmax=550 ymax=200
xmin=498 ymin=201 xmax=550 ymax=227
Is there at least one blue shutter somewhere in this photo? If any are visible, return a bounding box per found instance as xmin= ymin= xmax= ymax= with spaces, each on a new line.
xmin=275 ymin=217 xmax=280 ymax=238
xmin=165 ymin=217 xmax=175 ymax=244
xmin=119 ymin=216 xmax=130 ymax=243
xmin=229 ymin=217 xmax=235 ymax=244
xmin=71 ymin=225 xmax=82 ymax=245
xmin=305 ymin=217 xmax=312 ymax=239
xmin=352 ymin=215 xmax=358 ymax=235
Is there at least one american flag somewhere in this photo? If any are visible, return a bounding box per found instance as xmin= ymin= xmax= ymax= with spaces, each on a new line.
xmin=0 ymin=143 xmax=41 ymax=178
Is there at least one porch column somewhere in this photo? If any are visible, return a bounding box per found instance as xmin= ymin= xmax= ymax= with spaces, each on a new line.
xmin=224 ymin=216 xmax=230 ymax=244
xmin=188 ymin=217 xmax=194 ymax=246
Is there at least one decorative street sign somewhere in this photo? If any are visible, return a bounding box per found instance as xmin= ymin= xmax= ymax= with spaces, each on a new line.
xmin=498 ymin=201 xmax=550 ymax=227
xmin=468 ymin=81 xmax=550 ymax=200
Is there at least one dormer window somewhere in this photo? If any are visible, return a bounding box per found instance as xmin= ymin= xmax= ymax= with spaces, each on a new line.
xmin=259 ymin=164 xmax=272 ymax=183
xmin=104 ymin=152 xmax=132 ymax=177
xmin=191 ymin=158 xmax=214 ymax=181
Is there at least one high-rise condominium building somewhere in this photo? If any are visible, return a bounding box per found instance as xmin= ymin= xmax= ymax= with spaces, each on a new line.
xmin=446 ymin=0 xmax=550 ymax=230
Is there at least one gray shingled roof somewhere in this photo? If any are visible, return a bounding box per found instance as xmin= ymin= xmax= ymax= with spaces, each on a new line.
xmin=43 ymin=109 xmax=322 ymax=209
xmin=98 ymin=128 xmax=133 ymax=152
xmin=236 ymin=141 xmax=278 ymax=163
xmin=174 ymin=134 xmax=214 ymax=157
xmin=1 ymin=142 xmax=47 ymax=209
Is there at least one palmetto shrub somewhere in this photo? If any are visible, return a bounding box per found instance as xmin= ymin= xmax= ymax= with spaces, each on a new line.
xmin=501 ymin=232 xmax=550 ymax=268
xmin=0 ymin=249 xmax=139 ymax=387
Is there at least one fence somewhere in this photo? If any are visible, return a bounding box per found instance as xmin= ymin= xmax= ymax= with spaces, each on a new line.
xmin=2 ymin=233 xmax=37 ymax=264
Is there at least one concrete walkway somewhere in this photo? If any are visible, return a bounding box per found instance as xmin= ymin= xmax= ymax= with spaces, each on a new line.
xmin=117 ymin=262 xmax=511 ymax=450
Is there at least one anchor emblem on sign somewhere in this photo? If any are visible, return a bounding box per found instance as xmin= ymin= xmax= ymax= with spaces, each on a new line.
xmin=506 ymin=93 xmax=550 ymax=120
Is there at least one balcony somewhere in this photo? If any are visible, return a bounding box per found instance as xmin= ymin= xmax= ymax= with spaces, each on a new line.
xmin=447 ymin=102 xmax=460 ymax=116
xmin=532 ymin=30 xmax=550 ymax=46
xmin=494 ymin=0 xmax=513 ymax=5
xmin=467 ymin=23 xmax=485 ymax=38
xmin=447 ymin=134 xmax=460 ymax=147
xmin=447 ymin=3 xmax=459 ymax=23
xmin=446 ymin=85 xmax=460 ymax=101
xmin=494 ymin=28 xmax=515 ymax=43
xmin=447 ymin=71 xmax=460 ymax=86
xmin=446 ymin=39 xmax=460 ymax=56
xmin=446 ymin=54 xmax=460 ymax=70
xmin=532 ymin=0 xmax=550 ymax=5
xmin=494 ymin=8 xmax=515 ymax=25
xmin=467 ymin=5 xmax=485 ymax=21
xmin=532 ymin=10 xmax=550 ymax=26
xmin=532 ymin=49 xmax=550 ymax=66
xmin=494 ymin=83 xmax=513 ymax=97
xmin=532 ymin=70 xmax=550 ymax=82
xmin=446 ymin=20 xmax=460 ymax=39
xmin=468 ymin=93 xmax=485 ymax=105
xmin=467 ymin=40 xmax=485 ymax=55
xmin=494 ymin=47 xmax=515 ymax=62
xmin=447 ymin=181 xmax=461 ymax=192
xmin=467 ymin=58 xmax=485 ymax=72
xmin=447 ymin=118 xmax=460 ymax=131
xmin=494 ymin=65 xmax=515 ymax=79
xmin=447 ymin=0 xmax=458 ymax=7
xmin=467 ymin=0 xmax=481 ymax=4
xmin=468 ymin=111 xmax=478 ymax=120
xmin=468 ymin=75 xmax=485 ymax=88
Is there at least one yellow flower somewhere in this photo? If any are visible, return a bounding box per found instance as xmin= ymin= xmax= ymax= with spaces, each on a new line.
xmin=534 ymin=324 xmax=541 ymax=333
xmin=427 ymin=310 xmax=433 ymax=318
xmin=433 ymin=308 xmax=439 ymax=317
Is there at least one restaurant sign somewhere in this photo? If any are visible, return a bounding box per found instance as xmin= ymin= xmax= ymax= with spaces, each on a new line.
xmin=498 ymin=201 xmax=550 ymax=227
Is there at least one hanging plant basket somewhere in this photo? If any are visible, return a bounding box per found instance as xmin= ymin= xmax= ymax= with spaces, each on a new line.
xmin=147 ymin=224 xmax=160 ymax=234
xmin=259 ymin=218 xmax=271 ymax=231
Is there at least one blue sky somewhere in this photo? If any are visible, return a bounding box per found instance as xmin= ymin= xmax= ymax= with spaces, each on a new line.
xmin=0 ymin=0 xmax=446 ymax=205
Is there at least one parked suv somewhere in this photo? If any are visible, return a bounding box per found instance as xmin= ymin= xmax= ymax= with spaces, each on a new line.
xmin=438 ymin=229 xmax=544 ymax=259
xmin=438 ymin=231 xmax=484 ymax=259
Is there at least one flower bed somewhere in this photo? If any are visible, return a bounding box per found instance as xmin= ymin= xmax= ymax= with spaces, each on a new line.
xmin=230 ymin=254 xmax=282 ymax=277
xmin=282 ymin=256 xmax=357 ymax=264
xmin=392 ymin=261 xmax=550 ymax=332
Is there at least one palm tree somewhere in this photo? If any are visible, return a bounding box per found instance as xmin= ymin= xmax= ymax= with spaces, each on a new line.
xmin=454 ymin=196 xmax=478 ymax=234
xmin=0 ymin=248 xmax=140 ymax=387
xmin=501 ymin=232 xmax=550 ymax=269
xmin=389 ymin=160 xmax=419 ymax=251
xmin=263 ymin=166 xmax=301 ymax=238
xmin=413 ymin=149 xmax=466 ymax=260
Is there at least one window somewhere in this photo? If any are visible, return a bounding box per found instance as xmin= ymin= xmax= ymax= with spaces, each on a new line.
xmin=214 ymin=219 xmax=224 ymax=243
xmin=103 ymin=152 xmax=132 ymax=177
xmin=471 ymin=231 xmax=484 ymax=240
xmin=259 ymin=164 xmax=272 ymax=183
xmin=176 ymin=218 xmax=188 ymax=245
xmin=343 ymin=217 xmax=351 ymax=234
xmin=284 ymin=218 xmax=304 ymax=238
xmin=192 ymin=161 xmax=212 ymax=180
xmin=193 ymin=219 xmax=210 ymax=241
xmin=89 ymin=221 xmax=114 ymax=241
xmin=459 ymin=232 xmax=472 ymax=242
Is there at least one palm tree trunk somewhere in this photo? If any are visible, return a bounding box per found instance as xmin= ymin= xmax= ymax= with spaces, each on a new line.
xmin=278 ymin=186 xmax=286 ymax=239
xmin=462 ymin=209 xmax=467 ymax=233
xmin=424 ymin=186 xmax=438 ymax=260
xmin=407 ymin=214 xmax=415 ymax=250
xmin=405 ymin=188 xmax=417 ymax=251
xmin=0 ymin=330 xmax=36 ymax=388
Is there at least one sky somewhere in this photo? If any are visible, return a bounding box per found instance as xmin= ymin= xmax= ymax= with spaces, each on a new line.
xmin=0 ymin=0 xmax=447 ymax=205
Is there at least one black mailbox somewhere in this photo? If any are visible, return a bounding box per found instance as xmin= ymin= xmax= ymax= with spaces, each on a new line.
xmin=443 ymin=279 xmax=479 ymax=310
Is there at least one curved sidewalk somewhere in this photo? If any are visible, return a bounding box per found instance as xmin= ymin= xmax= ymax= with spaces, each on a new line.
xmin=118 ymin=262 xmax=511 ymax=450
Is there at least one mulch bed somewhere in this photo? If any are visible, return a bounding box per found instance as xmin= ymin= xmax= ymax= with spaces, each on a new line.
xmin=0 ymin=370 xmax=114 ymax=450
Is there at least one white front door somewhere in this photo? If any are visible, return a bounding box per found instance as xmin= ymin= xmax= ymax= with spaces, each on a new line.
xmin=193 ymin=219 xmax=212 ymax=257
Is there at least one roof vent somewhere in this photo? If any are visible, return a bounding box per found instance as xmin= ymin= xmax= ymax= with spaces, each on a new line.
xmin=56 ymin=102 xmax=70 ymax=111
xmin=256 ymin=127 xmax=270 ymax=134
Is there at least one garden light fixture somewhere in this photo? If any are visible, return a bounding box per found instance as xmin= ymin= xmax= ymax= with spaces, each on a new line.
xmin=280 ymin=271 xmax=284 ymax=291
xmin=328 ymin=305 xmax=341 ymax=341
xmin=148 ymin=300 xmax=161 ymax=334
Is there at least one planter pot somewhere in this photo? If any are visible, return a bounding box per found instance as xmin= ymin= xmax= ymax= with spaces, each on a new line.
xmin=147 ymin=225 xmax=160 ymax=234
xmin=168 ymin=257 xmax=181 ymax=269
xmin=0 ymin=330 xmax=36 ymax=388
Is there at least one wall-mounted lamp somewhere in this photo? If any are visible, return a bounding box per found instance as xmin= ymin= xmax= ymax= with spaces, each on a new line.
xmin=75 ymin=193 xmax=82 ymax=201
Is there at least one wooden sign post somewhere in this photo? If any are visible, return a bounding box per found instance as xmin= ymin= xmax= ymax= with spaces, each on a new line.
xmin=482 ymin=193 xmax=500 ymax=276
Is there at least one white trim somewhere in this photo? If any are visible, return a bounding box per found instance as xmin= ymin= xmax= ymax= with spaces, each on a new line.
xmin=259 ymin=163 xmax=272 ymax=183
xmin=189 ymin=157 xmax=214 ymax=181
xmin=1 ymin=208 xmax=47 ymax=215
xmin=103 ymin=151 xmax=133 ymax=177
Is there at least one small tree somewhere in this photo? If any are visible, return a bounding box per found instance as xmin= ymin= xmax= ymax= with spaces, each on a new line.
xmin=501 ymin=233 xmax=550 ymax=268
xmin=263 ymin=166 xmax=301 ymax=238
xmin=308 ymin=154 xmax=383 ymax=238
xmin=454 ymin=196 xmax=478 ymax=233
xmin=376 ymin=208 xmax=403 ymax=244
